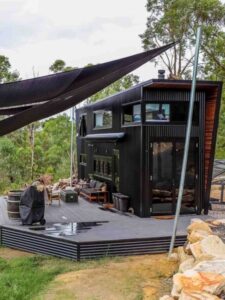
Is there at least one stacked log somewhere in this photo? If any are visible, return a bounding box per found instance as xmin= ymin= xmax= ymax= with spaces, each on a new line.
xmin=152 ymin=189 xmax=195 ymax=207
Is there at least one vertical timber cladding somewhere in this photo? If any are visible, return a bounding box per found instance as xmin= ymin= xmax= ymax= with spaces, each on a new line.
xmin=204 ymin=86 xmax=222 ymax=208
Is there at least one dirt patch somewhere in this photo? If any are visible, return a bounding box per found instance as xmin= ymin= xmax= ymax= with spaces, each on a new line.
xmin=0 ymin=247 xmax=33 ymax=260
xmin=40 ymin=254 xmax=178 ymax=300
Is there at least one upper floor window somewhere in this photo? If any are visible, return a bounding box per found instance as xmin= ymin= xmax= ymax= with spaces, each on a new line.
xmin=94 ymin=110 xmax=112 ymax=129
xmin=145 ymin=103 xmax=170 ymax=122
xmin=123 ymin=104 xmax=141 ymax=125
xmin=145 ymin=102 xmax=199 ymax=125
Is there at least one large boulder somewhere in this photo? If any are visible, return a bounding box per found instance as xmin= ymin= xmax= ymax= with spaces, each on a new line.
xmin=177 ymin=247 xmax=191 ymax=263
xmin=178 ymin=257 xmax=195 ymax=273
xmin=179 ymin=290 xmax=221 ymax=300
xmin=187 ymin=229 xmax=211 ymax=244
xmin=187 ymin=221 xmax=212 ymax=235
xmin=172 ymin=271 xmax=225 ymax=297
xmin=159 ymin=296 xmax=174 ymax=300
xmin=193 ymin=260 xmax=225 ymax=276
xmin=190 ymin=235 xmax=225 ymax=260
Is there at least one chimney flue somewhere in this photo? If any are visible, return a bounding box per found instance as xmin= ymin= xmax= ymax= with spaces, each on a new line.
xmin=158 ymin=69 xmax=165 ymax=79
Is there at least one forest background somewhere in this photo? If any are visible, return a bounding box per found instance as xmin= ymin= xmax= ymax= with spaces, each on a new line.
xmin=1 ymin=0 xmax=225 ymax=192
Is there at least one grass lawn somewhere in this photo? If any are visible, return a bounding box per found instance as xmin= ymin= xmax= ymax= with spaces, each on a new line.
xmin=0 ymin=247 xmax=178 ymax=300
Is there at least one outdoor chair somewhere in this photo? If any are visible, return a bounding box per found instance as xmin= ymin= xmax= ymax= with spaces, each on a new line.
xmin=48 ymin=189 xmax=61 ymax=206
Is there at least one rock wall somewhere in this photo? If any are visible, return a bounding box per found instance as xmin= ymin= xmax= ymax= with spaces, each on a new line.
xmin=160 ymin=218 xmax=225 ymax=300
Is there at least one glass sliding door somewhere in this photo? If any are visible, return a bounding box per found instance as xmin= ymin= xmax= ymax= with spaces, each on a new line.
xmin=151 ymin=142 xmax=173 ymax=214
xmin=150 ymin=140 xmax=198 ymax=215
xmin=175 ymin=141 xmax=197 ymax=213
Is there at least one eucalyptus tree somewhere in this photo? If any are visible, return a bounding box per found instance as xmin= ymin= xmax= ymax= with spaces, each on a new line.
xmin=140 ymin=0 xmax=225 ymax=79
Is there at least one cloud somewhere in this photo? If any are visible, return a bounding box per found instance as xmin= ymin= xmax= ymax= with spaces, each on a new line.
xmin=0 ymin=0 xmax=158 ymax=81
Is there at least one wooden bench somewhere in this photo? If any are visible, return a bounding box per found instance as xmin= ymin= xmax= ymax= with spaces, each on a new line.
xmin=80 ymin=189 xmax=108 ymax=203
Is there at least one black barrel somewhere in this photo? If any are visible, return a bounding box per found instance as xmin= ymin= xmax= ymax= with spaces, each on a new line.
xmin=7 ymin=190 xmax=23 ymax=219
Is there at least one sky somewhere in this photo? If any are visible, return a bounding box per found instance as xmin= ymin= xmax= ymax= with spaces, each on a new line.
xmin=0 ymin=0 xmax=163 ymax=82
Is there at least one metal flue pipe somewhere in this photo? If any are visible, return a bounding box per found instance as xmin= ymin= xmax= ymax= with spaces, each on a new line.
xmin=169 ymin=27 xmax=202 ymax=256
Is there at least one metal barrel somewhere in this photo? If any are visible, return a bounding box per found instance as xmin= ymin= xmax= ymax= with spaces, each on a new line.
xmin=7 ymin=190 xmax=23 ymax=219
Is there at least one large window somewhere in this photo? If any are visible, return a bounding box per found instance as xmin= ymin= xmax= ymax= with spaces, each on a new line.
xmin=145 ymin=102 xmax=199 ymax=124
xmin=123 ymin=104 xmax=141 ymax=125
xmin=93 ymin=155 xmax=112 ymax=179
xmin=145 ymin=103 xmax=170 ymax=122
xmin=94 ymin=110 xmax=112 ymax=129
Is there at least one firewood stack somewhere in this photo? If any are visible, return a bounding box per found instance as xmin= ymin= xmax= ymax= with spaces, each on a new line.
xmin=152 ymin=189 xmax=195 ymax=207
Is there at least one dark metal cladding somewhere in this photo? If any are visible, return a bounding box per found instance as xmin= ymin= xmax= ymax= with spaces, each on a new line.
xmin=76 ymin=79 xmax=222 ymax=217
xmin=0 ymin=43 xmax=175 ymax=136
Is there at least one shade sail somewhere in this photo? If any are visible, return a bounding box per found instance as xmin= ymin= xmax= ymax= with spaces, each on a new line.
xmin=0 ymin=43 xmax=175 ymax=136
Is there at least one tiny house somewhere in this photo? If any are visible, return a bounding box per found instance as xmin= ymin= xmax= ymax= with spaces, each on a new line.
xmin=76 ymin=75 xmax=222 ymax=217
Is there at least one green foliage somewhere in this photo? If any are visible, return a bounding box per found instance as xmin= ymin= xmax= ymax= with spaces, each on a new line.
xmin=0 ymin=253 xmax=120 ymax=300
xmin=140 ymin=0 xmax=225 ymax=79
xmin=0 ymin=55 xmax=20 ymax=83
xmin=140 ymin=0 xmax=225 ymax=158
xmin=0 ymin=114 xmax=73 ymax=192
xmin=0 ymin=256 xmax=68 ymax=300
xmin=49 ymin=59 xmax=73 ymax=73
xmin=87 ymin=73 xmax=140 ymax=103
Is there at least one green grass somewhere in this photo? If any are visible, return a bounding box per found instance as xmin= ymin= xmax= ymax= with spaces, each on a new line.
xmin=0 ymin=253 xmax=121 ymax=300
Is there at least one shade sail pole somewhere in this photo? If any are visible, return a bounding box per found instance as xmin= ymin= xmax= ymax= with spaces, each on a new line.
xmin=70 ymin=106 xmax=75 ymax=187
xmin=169 ymin=27 xmax=202 ymax=256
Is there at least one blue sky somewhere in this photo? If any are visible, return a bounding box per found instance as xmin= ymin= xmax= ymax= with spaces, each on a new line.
xmin=0 ymin=0 xmax=162 ymax=81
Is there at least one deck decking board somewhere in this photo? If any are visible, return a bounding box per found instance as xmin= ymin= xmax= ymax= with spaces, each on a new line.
xmin=0 ymin=196 xmax=207 ymax=259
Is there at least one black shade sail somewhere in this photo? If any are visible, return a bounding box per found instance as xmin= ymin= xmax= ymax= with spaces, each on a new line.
xmin=0 ymin=43 xmax=175 ymax=136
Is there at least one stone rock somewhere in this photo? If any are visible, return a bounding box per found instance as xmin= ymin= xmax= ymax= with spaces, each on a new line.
xmin=178 ymin=257 xmax=195 ymax=273
xmin=159 ymin=296 xmax=174 ymax=300
xmin=190 ymin=235 xmax=225 ymax=260
xmin=183 ymin=242 xmax=192 ymax=255
xmin=193 ymin=260 xmax=225 ymax=276
xmin=179 ymin=290 xmax=221 ymax=299
xmin=187 ymin=221 xmax=212 ymax=235
xmin=172 ymin=266 xmax=225 ymax=297
xmin=177 ymin=247 xmax=191 ymax=263
xmin=187 ymin=229 xmax=211 ymax=244
xmin=168 ymin=253 xmax=179 ymax=262
xmin=211 ymin=219 xmax=225 ymax=226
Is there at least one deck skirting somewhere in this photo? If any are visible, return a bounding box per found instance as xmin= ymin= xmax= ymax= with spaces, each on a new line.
xmin=0 ymin=225 xmax=186 ymax=260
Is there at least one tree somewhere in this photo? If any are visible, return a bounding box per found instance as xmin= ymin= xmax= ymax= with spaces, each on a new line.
xmin=49 ymin=59 xmax=73 ymax=73
xmin=0 ymin=55 xmax=20 ymax=83
xmin=140 ymin=0 xmax=225 ymax=79
xmin=34 ymin=115 xmax=72 ymax=180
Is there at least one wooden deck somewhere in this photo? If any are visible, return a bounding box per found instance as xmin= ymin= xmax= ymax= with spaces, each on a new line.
xmin=0 ymin=196 xmax=207 ymax=259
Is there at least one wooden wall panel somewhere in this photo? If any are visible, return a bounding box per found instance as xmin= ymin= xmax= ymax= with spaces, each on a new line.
xmin=204 ymin=90 xmax=218 ymax=192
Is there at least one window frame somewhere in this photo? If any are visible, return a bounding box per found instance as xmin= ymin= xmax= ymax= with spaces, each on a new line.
xmin=121 ymin=101 xmax=142 ymax=127
xmin=93 ymin=155 xmax=112 ymax=180
xmin=145 ymin=103 xmax=170 ymax=123
xmin=93 ymin=110 xmax=112 ymax=130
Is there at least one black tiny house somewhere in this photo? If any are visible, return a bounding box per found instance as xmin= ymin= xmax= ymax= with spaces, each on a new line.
xmin=76 ymin=78 xmax=222 ymax=217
